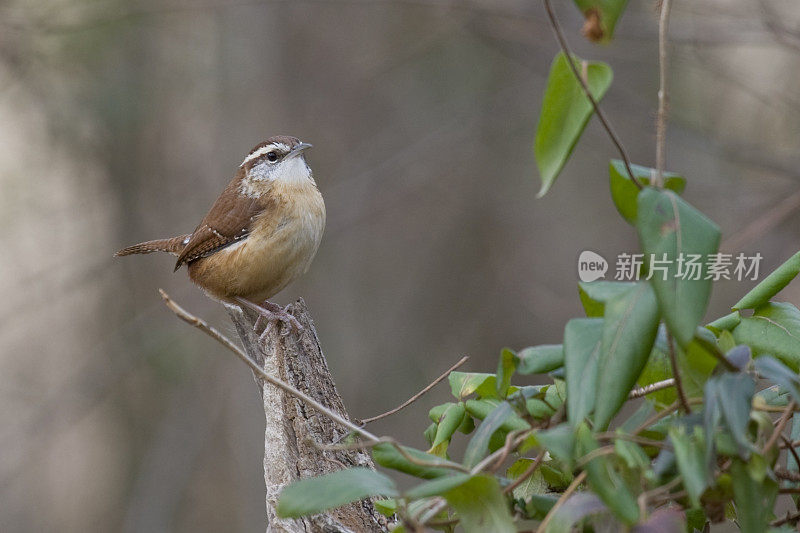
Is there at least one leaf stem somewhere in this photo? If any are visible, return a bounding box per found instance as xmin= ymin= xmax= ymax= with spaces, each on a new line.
xmin=360 ymin=355 xmax=469 ymax=424
xmin=666 ymin=331 xmax=691 ymax=413
xmin=542 ymin=0 xmax=641 ymax=190
xmin=655 ymin=0 xmax=673 ymax=186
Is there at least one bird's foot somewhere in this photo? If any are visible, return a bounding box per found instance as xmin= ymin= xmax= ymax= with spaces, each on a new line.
xmin=234 ymin=297 xmax=303 ymax=337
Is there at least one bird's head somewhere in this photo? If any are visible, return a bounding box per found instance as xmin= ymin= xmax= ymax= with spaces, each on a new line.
xmin=239 ymin=136 xmax=314 ymax=192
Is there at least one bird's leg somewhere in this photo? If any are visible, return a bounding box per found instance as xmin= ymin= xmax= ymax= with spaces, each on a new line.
xmin=234 ymin=297 xmax=303 ymax=337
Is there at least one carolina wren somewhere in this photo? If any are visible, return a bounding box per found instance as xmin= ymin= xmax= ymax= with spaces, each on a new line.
xmin=116 ymin=136 xmax=325 ymax=330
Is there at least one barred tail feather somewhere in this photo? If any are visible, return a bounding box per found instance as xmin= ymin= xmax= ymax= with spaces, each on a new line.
xmin=115 ymin=234 xmax=191 ymax=257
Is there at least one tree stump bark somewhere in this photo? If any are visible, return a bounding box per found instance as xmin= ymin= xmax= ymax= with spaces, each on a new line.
xmin=227 ymin=299 xmax=388 ymax=533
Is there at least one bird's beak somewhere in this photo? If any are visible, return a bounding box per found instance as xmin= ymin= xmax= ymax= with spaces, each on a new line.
xmin=286 ymin=142 xmax=312 ymax=159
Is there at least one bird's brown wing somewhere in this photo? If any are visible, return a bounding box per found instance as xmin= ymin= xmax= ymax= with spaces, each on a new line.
xmin=174 ymin=174 xmax=263 ymax=271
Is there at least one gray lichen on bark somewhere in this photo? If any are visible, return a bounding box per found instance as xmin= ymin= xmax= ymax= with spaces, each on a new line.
xmin=227 ymin=299 xmax=388 ymax=533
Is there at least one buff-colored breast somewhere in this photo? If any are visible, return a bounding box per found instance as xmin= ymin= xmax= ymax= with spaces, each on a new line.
xmin=187 ymin=182 xmax=325 ymax=303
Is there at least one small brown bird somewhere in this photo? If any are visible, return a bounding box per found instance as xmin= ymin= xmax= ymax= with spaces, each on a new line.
xmin=116 ymin=136 xmax=325 ymax=330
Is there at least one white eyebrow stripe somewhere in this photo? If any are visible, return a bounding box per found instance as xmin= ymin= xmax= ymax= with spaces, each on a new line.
xmin=240 ymin=143 xmax=290 ymax=167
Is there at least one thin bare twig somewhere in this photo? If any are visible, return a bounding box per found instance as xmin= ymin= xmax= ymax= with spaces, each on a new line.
xmin=628 ymin=378 xmax=675 ymax=399
xmin=666 ymin=332 xmax=691 ymax=413
xmin=542 ymin=0 xmax=641 ymax=190
xmin=776 ymin=469 xmax=800 ymax=482
xmin=771 ymin=509 xmax=800 ymax=528
xmin=655 ymin=0 xmax=672 ymax=186
xmin=537 ymin=471 xmax=588 ymax=533
xmin=764 ymin=401 xmax=797 ymax=456
xmin=782 ymin=435 xmax=800 ymax=472
xmin=158 ymin=289 xmax=381 ymax=444
xmin=721 ymin=187 xmax=800 ymax=253
xmin=361 ymin=355 xmax=469 ymax=424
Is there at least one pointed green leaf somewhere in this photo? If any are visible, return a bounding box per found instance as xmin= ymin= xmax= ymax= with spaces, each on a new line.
xmin=753 ymin=356 xmax=800 ymax=405
xmin=733 ymin=251 xmax=800 ymax=310
xmin=668 ymin=425 xmax=708 ymax=507
xmin=430 ymin=403 xmax=466 ymax=451
xmin=705 ymin=373 xmax=756 ymax=457
xmin=516 ymin=344 xmax=564 ymax=375
xmin=372 ymin=443 xmax=462 ymax=479
xmin=374 ymin=498 xmax=398 ymax=517
xmin=609 ymin=160 xmax=685 ymax=225
xmin=706 ymin=311 xmax=741 ymax=335
xmin=496 ymin=348 xmax=518 ymax=397
xmin=535 ymin=52 xmax=613 ymax=197
xmin=464 ymin=402 xmax=528 ymax=468
xmin=594 ymin=283 xmax=660 ymax=429
xmin=443 ymin=475 xmax=516 ymax=533
xmin=576 ymin=424 xmax=640 ymax=524
xmin=449 ymin=372 xmax=497 ymax=400
xmin=636 ymin=188 xmax=721 ymax=346
xmin=733 ymin=302 xmax=800 ymax=371
xmin=564 ymin=318 xmax=604 ymax=425
xmin=578 ymin=280 xmax=637 ymax=317
xmin=730 ymin=459 xmax=778 ymax=533
xmin=404 ymin=473 xmax=472 ymax=500
xmin=277 ymin=467 xmax=397 ymax=518
xmin=537 ymin=424 xmax=576 ymax=467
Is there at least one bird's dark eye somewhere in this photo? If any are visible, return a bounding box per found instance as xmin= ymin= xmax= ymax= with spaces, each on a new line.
xmin=266 ymin=151 xmax=278 ymax=162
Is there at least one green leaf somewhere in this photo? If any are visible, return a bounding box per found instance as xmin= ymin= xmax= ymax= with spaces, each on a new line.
xmin=373 ymin=498 xmax=397 ymax=517
xmin=576 ymin=424 xmax=640 ymax=524
xmin=578 ymin=280 xmax=637 ymax=317
xmin=594 ymin=283 xmax=660 ymax=429
xmin=277 ymin=467 xmax=397 ymax=518
xmin=372 ymin=443 xmax=461 ymax=479
xmin=706 ymin=311 xmax=741 ymax=335
xmin=614 ymin=438 xmax=650 ymax=471
xmin=443 ymin=475 xmax=516 ymax=533
xmin=516 ymin=344 xmax=564 ymax=375
xmin=668 ymin=425 xmax=708 ymax=507
xmin=525 ymin=494 xmax=560 ymax=520
xmin=572 ymin=0 xmax=630 ymax=42
xmin=705 ymin=373 xmax=756 ymax=458
xmin=464 ymin=402 xmax=527 ymax=468
xmin=564 ymin=318 xmax=604 ymax=425
xmin=534 ymin=52 xmax=613 ymax=197
xmin=754 ymin=385 xmax=790 ymax=408
xmin=753 ymin=356 xmax=800 ymax=405
xmin=507 ymin=458 xmax=547 ymax=501
xmin=449 ymin=372 xmax=497 ymax=400
xmin=537 ymin=424 xmax=576 ymax=467
xmin=464 ymin=399 xmax=529 ymax=432
xmin=730 ymin=458 xmax=778 ymax=533
xmin=428 ymin=403 xmax=455 ymax=423
xmin=733 ymin=251 xmax=800 ymax=310
xmin=496 ymin=348 xmax=518 ymax=398
xmin=543 ymin=493 xmax=608 ymax=533
xmin=404 ymin=473 xmax=472 ymax=500
xmin=429 ymin=403 xmax=466 ymax=454
xmin=608 ymin=160 xmax=685 ymax=225
xmin=636 ymin=188 xmax=721 ymax=346
xmin=732 ymin=302 xmax=800 ymax=371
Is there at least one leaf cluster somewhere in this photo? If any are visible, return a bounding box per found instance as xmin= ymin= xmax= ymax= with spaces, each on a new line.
xmin=276 ymin=3 xmax=800 ymax=531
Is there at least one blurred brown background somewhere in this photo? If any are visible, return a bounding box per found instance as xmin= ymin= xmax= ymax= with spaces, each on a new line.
xmin=2 ymin=0 xmax=800 ymax=531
